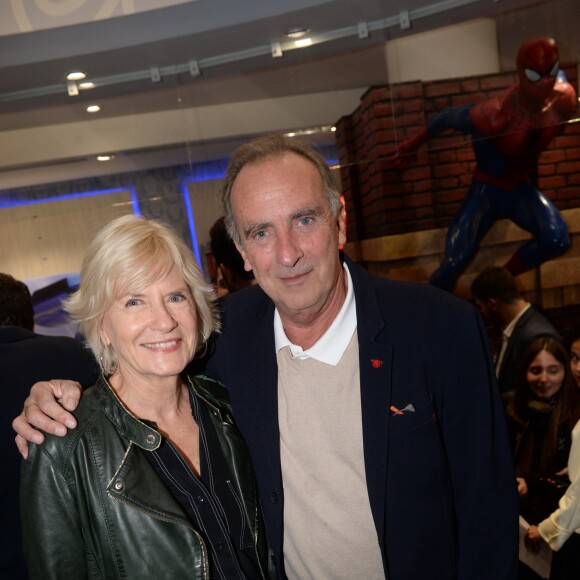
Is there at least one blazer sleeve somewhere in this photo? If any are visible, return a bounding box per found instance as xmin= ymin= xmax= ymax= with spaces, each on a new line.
xmin=538 ymin=420 xmax=580 ymax=550
xmin=20 ymin=443 xmax=88 ymax=579
xmin=437 ymin=304 xmax=519 ymax=580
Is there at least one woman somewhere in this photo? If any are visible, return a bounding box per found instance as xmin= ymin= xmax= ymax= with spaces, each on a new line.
xmin=526 ymin=331 xmax=580 ymax=580
xmin=20 ymin=215 xmax=274 ymax=579
xmin=504 ymin=336 xmax=578 ymax=580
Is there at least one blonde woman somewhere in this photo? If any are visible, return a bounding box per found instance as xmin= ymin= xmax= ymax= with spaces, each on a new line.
xmin=20 ymin=215 xmax=273 ymax=579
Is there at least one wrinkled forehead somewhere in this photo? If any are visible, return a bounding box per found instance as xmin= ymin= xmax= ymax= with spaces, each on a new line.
xmin=517 ymin=37 xmax=558 ymax=74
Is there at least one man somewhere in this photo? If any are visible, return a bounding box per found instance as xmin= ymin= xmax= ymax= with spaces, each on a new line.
xmin=391 ymin=37 xmax=576 ymax=291
xmin=209 ymin=215 xmax=256 ymax=295
xmin=0 ymin=273 xmax=98 ymax=579
xmin=14 ymin=135 xmax=518 ymax=579
xmin=471 ymin=266 xmax=561 ymax=394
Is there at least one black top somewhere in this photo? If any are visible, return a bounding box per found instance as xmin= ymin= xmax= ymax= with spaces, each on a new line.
xmin=144 ymin=383 xmax=261 ymax=580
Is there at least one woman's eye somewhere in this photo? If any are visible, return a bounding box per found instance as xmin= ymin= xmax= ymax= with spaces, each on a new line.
xmin=170 ymin=294 xmax=185 ymax=303
xmin=125 ymin=298 xmax=140 ymax=307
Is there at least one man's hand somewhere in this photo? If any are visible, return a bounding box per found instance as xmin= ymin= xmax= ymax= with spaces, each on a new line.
xmin=516 ymin=477 xmax=528 ymax=497
xmin=13 ymin=380 xmax=83 ymax=459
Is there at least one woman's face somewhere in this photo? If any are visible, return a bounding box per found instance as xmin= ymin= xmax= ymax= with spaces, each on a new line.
xmin=100 ymin=266 xmax=197 ymax=383
xmin=570 ymin=339 xmax=580 ymax=389
xmin=526 ymin=348 xmax=565 ymax=400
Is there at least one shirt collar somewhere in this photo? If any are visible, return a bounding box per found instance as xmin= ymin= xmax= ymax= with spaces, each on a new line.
xmin=503 ymin=303 xmax=531 ymax=338
xmin=274 ymin=262 xmax=357 ymax=365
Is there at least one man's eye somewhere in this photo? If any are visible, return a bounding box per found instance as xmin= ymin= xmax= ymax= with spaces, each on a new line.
xmin=299 ymin=217 xmax=312 ymax=226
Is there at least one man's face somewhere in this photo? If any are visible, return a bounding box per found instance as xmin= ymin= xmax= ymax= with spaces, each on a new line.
xmin=230 ymin=152 xmax=346 ymax=322
xmin=474 ymin=297 xmax=502 ymax=327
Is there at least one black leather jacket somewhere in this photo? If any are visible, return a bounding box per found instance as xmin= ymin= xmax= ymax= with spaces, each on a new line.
xmin=20 ymin=374 xmax=275 ymax=579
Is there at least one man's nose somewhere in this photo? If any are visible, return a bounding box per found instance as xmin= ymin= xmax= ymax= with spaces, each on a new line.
xmin=276 ymin=230 xmax=303 ymax=267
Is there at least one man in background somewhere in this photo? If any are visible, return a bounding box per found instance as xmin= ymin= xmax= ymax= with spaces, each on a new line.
xmin=0 ymin=273 xmax=98 ymax=579
xmin=471 ymin=266 xmax=561 ymax=393
xmin=209 ymin=216 xmax=255 ymax=295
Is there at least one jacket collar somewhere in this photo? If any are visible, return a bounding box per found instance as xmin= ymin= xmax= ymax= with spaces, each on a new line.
xmin=0 ymin=325 xmax=36 ymax=343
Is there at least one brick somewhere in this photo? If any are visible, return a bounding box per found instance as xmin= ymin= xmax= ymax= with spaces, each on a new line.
xmin=438 ymin=177 xmax=460 ymax=189
xmin=553 ymin=135 xmax=580 ymax=149
xmin=480 ymin=75 xmax=515 ymax=90
xmin=540 ymin=149 xmax=566 ymax=163
xmin=402 ymin=166 xmax=432 ymax=181
xmin=537 ymin=164 xmax=556 ymax=177
xmin=452 ymin=94 xmax=482 ymax=107
xmin=437 ymin=189 xmax=467 ymax=204
xmin=540 ymin=176 xmax=567 ymax=189
xmin=461 ymin=79 xmax=481 ymax=93
xmin=425 ymin=82 xmax=462 ymax=98
xmin=412 ymin=179 xmax=433 ymax=193
xmin=391 ymin=82 xmax=424 ymax=99
xmin=558 ymin=161 xmax=580 ymax=175
xmin=433 ymin=163 xmax=470 ymax=178
xmin=404 ymin=193 xmax=434 ymax=208
xmin=403 ymin=98 xmax=425 ymax=113
xmin=566 ymin=148 xmax=580 ymax=161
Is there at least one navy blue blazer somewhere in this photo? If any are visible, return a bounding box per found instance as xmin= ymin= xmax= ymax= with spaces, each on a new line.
xmin=203 ymin=255 xmax=518 ymax=579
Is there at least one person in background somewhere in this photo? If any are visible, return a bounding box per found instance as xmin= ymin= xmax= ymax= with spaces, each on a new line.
xmin=210 ymin=216 xmax=255 ymax=295
xmin=14 ymin=135 xmax=518 ymax=579
xmin=525 ymin=330 xmax=580 ymax=580
xmin=471 ymin=266 xmax=561 ymax=393
xmin=503 ymin=336 xmax=579 ymax=579
xmin=214 ymin=265 xmax=230 ymax=298
xmin=19 ymin=216 xmax=274 ymax=579
xmin=0 ymin=273 xmax=98 ymax=580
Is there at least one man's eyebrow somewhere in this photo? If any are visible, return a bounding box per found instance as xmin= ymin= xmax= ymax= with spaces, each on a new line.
xmin=290 ymin=206 xmax=325 ymax=220
xmin=243 ymin=221 xmax=271 ymax=239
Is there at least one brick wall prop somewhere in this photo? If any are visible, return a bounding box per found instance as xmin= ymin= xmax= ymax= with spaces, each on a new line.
xmin=336 ymin=65 xmax=580 ymax=243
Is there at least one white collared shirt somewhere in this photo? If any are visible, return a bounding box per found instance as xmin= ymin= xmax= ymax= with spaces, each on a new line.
xmin=273 ymin=262 xmax=357 ymax=366
xmin=496 ymin=303 xmax=531 ymax=373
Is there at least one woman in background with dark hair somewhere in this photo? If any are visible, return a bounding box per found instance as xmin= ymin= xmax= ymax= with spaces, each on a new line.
xmin=504 ymin=336 xmax=579 ymax=579
xmin=525 ymin=330 xmax=580 ymax=580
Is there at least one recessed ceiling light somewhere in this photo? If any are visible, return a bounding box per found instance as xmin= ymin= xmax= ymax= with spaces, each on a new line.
xmin=78 ymin=81 xmax=95 ymax=90
xmin=86 ymin=105 xmax=101 ymax=113
xmin=294 ymin=38 xmax=312 ymax=48
xmin=285 ymin=27 xmax=309 ymax=39
xmin=67 ymin=71 xmax=86 ymax=81
xmin=97 ymin=154 xmax=113 ymax=161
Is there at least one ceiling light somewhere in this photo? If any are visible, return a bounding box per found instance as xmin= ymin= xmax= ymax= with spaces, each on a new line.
xmin=66 ymin=71 xmax=86 ymax=81
xmin=294 ymin=38 xmax=312 ymax=48
xmin=78 ymin=81 xmax=95 ymax=90
xmin=285 ymin=27 xmax=310 ymax=39
xmin=86 ymin=105 xmax=100 ymax=113
xmin=97 ymin=154 xmax=113 ymax=161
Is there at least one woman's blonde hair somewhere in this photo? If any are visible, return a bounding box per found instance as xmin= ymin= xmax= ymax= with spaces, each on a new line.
xmin=65 ymin=214 xmax=219 ymax=375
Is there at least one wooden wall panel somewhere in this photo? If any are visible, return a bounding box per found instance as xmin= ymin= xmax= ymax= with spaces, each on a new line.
xmin=0 ymin=191 xmax=134 ymax=281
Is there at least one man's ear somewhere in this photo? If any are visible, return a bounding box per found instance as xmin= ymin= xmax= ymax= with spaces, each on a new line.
xmin=487 ymin=298 xmax=499 ymax=312
xmin=234 ymin=241 xmax=253 ymax=272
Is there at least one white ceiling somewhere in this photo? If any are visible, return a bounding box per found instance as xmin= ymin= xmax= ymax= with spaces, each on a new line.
xmin=0 ymin=0 xmax=572 ymax=188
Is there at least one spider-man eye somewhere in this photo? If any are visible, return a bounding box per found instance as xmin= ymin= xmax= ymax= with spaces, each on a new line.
xmin=524 ymin=68 xmax=541 ymax=83
xmin=549 ymin=61 xmax=559 ymax=77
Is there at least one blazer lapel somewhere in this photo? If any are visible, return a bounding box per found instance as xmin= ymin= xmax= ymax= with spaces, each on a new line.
xmin=346 ymin=255 xmax=393 ymax=550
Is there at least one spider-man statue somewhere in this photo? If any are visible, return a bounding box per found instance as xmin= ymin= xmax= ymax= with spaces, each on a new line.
xmin=392 ymin=36 xmax=578 ymax=291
